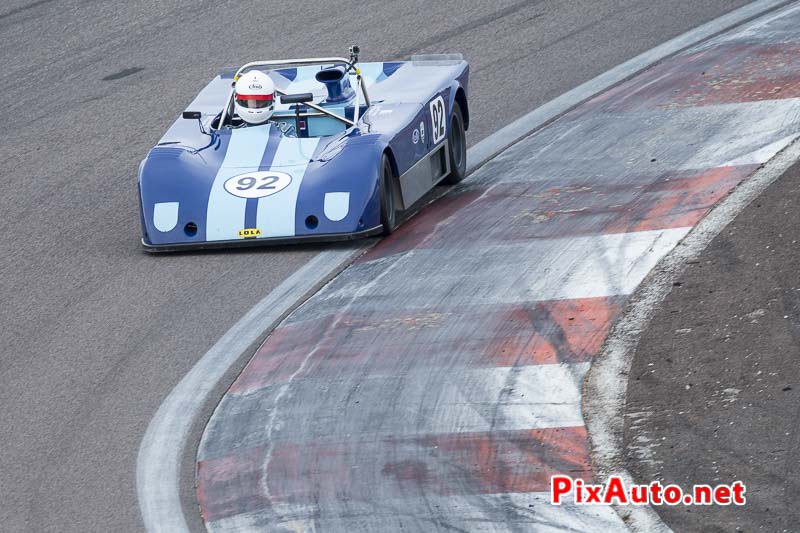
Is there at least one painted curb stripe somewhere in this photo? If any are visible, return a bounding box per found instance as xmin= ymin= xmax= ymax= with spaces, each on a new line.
xmin=203 ymin=363 xmax=591 ymax=460
xmin=224 ymin=296 xmax=624 ymax=395
xmin=206 ymin=492 xmax=622 ymax=533
xmin=361 ymin=164 xmax=756 ymax=260
xmin=197 ymin=426 xmax=592 ymax=522
xmin=316 ymin=228 xmax=691 ymax=308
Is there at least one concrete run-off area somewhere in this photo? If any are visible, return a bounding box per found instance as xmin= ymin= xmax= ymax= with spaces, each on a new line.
xmin=197 ymin=4 xmax=800 ymax=531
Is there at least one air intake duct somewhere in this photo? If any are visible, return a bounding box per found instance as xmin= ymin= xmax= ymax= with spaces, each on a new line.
xmin=315 ymin=67 xmax=355 ymax=103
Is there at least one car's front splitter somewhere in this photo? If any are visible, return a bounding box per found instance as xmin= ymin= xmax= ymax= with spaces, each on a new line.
xmin=141 ymin=225 xmax=383 ymax=253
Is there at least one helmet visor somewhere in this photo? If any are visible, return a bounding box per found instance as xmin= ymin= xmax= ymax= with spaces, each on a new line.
xmin=235 ymin=93 xmax=274 ymax=109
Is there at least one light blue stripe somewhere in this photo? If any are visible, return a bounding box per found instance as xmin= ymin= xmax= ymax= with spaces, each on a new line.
xmin=206 ymin=126 xmax=271 ymax=241
xmin=256 ymin=137 xmax=320 ymax=237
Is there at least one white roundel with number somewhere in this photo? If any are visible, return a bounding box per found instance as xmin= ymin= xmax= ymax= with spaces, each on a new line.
xmin=429 ymin=95 xmax=446 ymax=145
xmin=224 ymin=171 xmax=292 ymax=199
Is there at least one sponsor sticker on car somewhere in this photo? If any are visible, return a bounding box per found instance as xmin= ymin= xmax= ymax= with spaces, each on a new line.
xmin=238 ymin=228 xmax=262 ymax=238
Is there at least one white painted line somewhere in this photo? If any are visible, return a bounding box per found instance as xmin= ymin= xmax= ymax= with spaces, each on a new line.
xmin=672 ymin=99 xmax=800 ymax=170
xmin=137 ymin=2 xmax=792 ymax=530
xmin=321 ymin=228 xmax=690 ymax=308
xmin=720 ymin=132 xmax=800 ymax=167
xmin=444 ymin=363 xmax=590 ymax=431
xmin=583 ymin=130 xmax=800 ymax=531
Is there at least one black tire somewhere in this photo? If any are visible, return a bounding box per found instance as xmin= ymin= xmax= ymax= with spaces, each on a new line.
xmin=379 ymin=153 xmax=397 ymax=235
xmin=442 ymin=100 xmax=467 ymax=185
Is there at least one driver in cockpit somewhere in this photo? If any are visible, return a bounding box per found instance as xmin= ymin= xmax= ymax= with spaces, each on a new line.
xmin=233 ymin=70 xmax=276 ymax=125
xmin=233 ymin=70 xmax=297 ymax=135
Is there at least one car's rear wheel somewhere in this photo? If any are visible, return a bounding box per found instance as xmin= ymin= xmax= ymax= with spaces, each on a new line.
xmin=442 ymin=100 xmax=467 ymax=185
xmin=380 ymin=153 xmax=397 ymax=235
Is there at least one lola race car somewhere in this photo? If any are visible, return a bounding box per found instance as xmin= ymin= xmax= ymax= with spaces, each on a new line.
xmin=138 ymin=47 xmax=469 ymax=251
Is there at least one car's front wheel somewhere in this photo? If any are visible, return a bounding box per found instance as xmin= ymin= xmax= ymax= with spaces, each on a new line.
xmin=380 ymin=153 xmax=397 ymax=234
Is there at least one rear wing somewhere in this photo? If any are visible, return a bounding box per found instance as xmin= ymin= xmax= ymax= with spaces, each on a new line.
xmin=410 ymin=53 xmax=465 ymax=66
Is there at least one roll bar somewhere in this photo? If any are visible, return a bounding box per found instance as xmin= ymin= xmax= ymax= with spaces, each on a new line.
xmin=218 ymin=56 xmax=371 ymax=129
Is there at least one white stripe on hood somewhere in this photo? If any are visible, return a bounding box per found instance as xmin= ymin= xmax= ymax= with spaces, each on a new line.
xmin=206 ymin=126 xmax=271 ymax=241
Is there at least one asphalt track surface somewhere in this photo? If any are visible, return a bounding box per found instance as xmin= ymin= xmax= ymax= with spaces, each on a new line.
xmin=0 ymin=1 xmax=756 ymax=531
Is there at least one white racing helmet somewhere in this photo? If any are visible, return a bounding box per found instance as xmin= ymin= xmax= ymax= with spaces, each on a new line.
xmin=234 ymin=70 xmax=276 ymax=125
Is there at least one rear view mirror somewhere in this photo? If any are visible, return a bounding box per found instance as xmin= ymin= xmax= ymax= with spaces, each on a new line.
xmin=280 ymin=93 xmax=314 ymax=105
xmin=181 ymin=111 xmax=208 ymax=136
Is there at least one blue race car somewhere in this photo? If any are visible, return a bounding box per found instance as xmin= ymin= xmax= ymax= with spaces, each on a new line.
xmin=138 ymin=47 xmax=469 ymax=251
